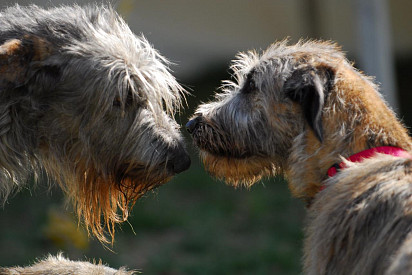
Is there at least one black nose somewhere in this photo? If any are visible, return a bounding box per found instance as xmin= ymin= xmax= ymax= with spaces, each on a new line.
xmin=167 ymin=146 xmax=191 ymax=174
xmin=186 ymin=117 xmax=200 ymax=134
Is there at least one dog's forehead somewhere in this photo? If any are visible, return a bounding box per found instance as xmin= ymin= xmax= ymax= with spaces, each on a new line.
xmin=220 ymin=40 xmax=345 ymax=102
xmin=263 ymin=40 xmax=343 ymax=60
xmin=226 ymin=40 xmax=342 ymax=88
xmin=239 ymin=40 xmax=347 ymax=89
xmin=54 ymin=6 xmax=184 ymax=116
xmin=93 ymin=9 xmax=184 ymax=112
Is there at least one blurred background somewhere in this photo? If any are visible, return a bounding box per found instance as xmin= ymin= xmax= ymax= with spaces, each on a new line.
xmin=0 ymin=0 xmax=411 ymax=274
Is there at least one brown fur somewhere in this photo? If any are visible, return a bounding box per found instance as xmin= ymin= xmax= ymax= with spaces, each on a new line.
xmin=187 ymin=40 xmax=412 ymax=274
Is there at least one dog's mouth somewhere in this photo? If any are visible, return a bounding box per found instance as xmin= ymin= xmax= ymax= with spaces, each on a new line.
xmin=116 ymin=153 xmax=190 ymax=183
xmin=187 ymin=119 xmax=266 ymax=160
xmin=112 ymin=163 xmax=171 ymax=197
xmin=198 ymin=146 xmax=255 ymax=159
xmin=116 ymin=163 xmax=167 ymax=182
xmin=116 ymin=164 xmax=147 ymax=179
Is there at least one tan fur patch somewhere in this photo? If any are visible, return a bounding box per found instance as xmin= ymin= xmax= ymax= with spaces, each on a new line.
xmin=200 ymin=150 xmax=279 ymax=188
xmin=0 ymin=35 xmax=53 ymax=88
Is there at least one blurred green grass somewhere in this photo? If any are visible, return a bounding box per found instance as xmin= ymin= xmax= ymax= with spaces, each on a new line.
xmin=0 ymin=66 xmax=305 ymax=274
xmin=0 ymin=161 xmax=305 ymax=274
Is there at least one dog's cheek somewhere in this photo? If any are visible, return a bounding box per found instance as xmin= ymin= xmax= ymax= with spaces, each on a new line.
xmin=267 ymin=102 xmax=302 ymax=145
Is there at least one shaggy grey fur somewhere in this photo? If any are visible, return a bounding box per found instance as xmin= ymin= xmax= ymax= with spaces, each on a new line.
xmin=0 ymin=253 xmax=135 ymax=274
xmin=0 ymin=4 xmax=190 ymax=243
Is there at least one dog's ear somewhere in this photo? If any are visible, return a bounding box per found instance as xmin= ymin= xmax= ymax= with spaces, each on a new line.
xmin=284 ymin=67 xmax=333 ymax=142
xmin=0 ymin=35 xmax=53 ymax=90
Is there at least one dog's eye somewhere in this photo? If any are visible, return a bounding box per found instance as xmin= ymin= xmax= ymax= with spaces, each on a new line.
xmin=113 ymin=97 xmax=122 ymax=107
xmin=135 ymin=87 xmax=148 ymax=106
xmin=242 ymin=72 xmax=256 ymax=94
xmin=113 ymin=93 xmax=134 ymax=108
xmin=114 ymin=85 xmax=146 ymax=108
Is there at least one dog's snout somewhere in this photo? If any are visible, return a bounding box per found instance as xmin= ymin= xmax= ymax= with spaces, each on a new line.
xmin=186 ymin=117 xmax=201 ymax=134
xmin=167 ymin=146 xmax=191 ymax=174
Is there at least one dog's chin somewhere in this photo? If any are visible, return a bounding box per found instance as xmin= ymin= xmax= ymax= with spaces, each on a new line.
xmin=199 ymin=150 xmax=278 ymax=188
xmin=76 ymin=164 xmax=173 ymax=244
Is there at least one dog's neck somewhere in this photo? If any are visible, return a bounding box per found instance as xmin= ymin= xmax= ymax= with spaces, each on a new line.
xmin=286 ymin=66 xmax=412 ymax=200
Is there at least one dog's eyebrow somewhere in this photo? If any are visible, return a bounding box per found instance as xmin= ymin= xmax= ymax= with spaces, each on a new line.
xmin=242 ymin=69 xmax=256 ymax=93
xmin=246 ymin=69 xmax=255 ymax=81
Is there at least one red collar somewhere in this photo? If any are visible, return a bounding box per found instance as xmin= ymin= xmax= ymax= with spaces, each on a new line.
xmin=321 ymin=146 xmax=412 ymax=191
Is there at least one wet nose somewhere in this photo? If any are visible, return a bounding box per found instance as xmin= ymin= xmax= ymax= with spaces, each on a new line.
xmin=167 ymin=146 xmax=191 ymax=174
xmin=186 ymin=117 xmax=201 ymax=134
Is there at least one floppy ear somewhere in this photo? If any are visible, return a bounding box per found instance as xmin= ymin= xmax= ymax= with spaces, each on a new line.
xmin=284 ymin=67 xmax=333 ymax=142
xmin=0 ymin=35 xmax=53 ymax=90
xmin=0 ymin=35 xmax=54 ymax=142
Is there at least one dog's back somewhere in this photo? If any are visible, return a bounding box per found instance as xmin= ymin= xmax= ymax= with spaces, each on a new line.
xmin=305 ymin=154 xmax=412 ymax=275
xmin=0 ymin=254 xmax=135 ymax=275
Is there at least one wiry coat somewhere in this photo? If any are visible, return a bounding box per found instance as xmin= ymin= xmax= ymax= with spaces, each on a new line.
xmin=0 ymin=254 xmax=135 ymax=275
xmin=187 ymin=40 xmax=412 ymax=274
xmin=307 ymin=155 xmax=412 ymax=275
xmin=0 ymin=5 xmax=189 ymax=243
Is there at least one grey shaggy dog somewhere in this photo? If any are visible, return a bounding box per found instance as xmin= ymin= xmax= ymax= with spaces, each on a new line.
xmin=0 ymin=4 xmax=190 ymax=243
xmin=187 ymin=40 xmax=412 ymax=274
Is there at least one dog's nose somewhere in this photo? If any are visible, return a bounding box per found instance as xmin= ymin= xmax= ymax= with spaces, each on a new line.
xmin=186 ymin=117 xmax=200 ymax=134
xmin=167 ymin=146 xmax=191 ymax=174
xmin=173 ymin=151 xmax=191 ymax=173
